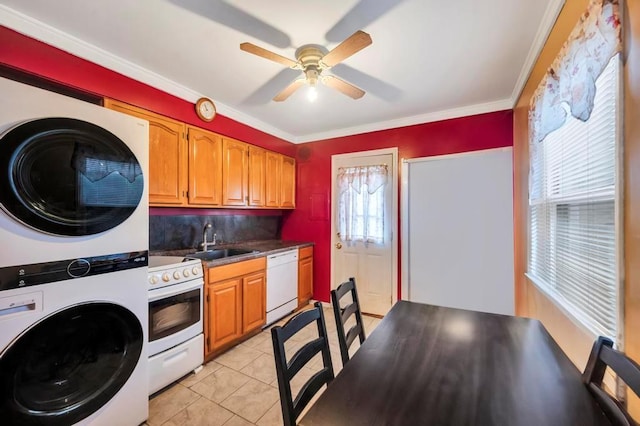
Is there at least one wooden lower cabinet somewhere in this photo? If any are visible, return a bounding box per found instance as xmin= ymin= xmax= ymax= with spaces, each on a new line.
xmin=242 ymin=271 xmax=266 ymax=333
xmin=204 ymin=257 xmax=266 ymax=358
xmin=207 ymin=279 xmax=242 ymax=351
xmin=298 ymin=246 xmax=313 ymax=307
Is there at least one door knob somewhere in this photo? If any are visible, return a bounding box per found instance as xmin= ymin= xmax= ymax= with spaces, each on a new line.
xmin=336 ymin=242 xmax=342 ymax=249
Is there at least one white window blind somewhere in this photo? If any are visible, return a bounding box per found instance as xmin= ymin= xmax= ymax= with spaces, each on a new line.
xmin=528 ymin=55 xmax=619 ymax=339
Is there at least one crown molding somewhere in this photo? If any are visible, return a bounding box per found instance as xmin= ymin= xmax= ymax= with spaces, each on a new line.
xmin=0 ymin=5 xmax=297 ymax=142
xmin=293 ymin=98 xmax=513 ymax=143
xmin=509 ymin=0 xmax=565 ymax=106
xmin=0 ymin=4 xmax=540 ymax=145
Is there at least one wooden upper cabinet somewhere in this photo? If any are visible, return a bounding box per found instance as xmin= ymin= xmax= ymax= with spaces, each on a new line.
xmin=187 ymin=126 xmax=223 ymax=206
xmin=104 ymin=99 xmax=187 ymax=206
xmin=222 ymin=138 xmax=248 ymax=206
xmin=265 ymin=151 xmax=281 ymax=208
xmin=280 ymin=155 xmax=296 ymax=208
xmin=248 ymin=146 xmax=266 ymax=207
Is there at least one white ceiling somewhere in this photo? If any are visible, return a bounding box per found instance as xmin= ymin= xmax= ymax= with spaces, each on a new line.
xmin=0 ymin=0 xmax=563 ymax=143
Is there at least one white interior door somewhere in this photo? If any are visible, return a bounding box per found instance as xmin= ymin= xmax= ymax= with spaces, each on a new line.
xmin=332 ymin=150 xmax=396 ymax=316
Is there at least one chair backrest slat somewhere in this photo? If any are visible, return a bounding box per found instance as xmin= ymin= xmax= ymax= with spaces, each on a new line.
xmin=272 ymin=302 xmax=334 ymax=426
xmin=583 ymin=336 xmax=640 ymax=426
xmin=600 ymin=345 xmax=640 ymax=395
xmin=331 ymin=277 xmax=366 ymax=366
xmin=293 ymin=367 xmax=334 ymax=419
xmin=287 ymin=337 xmax=324 ymax=380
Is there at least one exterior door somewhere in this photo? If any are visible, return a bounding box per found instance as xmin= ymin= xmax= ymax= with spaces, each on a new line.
xmin=332 ymin=151 xmax=396 ymax=316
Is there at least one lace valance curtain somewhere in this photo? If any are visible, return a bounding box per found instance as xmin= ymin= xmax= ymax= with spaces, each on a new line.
xmin=529 ymin=0 xmax=621 ymax=144
xmin=337 ymin=165 xmax=388 ymax=244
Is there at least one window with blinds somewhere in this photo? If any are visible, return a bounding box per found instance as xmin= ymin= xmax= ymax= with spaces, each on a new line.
xmin=527 ymin=55 xmax=620 ymax=339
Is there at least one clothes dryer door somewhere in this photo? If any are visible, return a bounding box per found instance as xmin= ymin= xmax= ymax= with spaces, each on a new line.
xmin=0 ymin=302 xmax=143 ymax=426
xmin=0 ymin=118 xmax=144 ymax=236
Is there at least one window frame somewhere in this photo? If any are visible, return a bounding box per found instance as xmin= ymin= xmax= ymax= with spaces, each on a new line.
xmin=526 ymin=54 xmax=624 ymax=343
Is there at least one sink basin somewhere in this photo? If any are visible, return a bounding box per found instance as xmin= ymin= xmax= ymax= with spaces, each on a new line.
xmin=185 ymin=248 xmax=259 ymax=261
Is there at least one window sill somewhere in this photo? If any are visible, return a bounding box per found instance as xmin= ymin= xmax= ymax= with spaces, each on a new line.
xmin=524 ymin=273 xmax=611 ymax=341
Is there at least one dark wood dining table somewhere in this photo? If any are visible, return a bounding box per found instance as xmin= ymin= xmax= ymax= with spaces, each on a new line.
xmin=299 ymin=301 xmax=610 ymax=426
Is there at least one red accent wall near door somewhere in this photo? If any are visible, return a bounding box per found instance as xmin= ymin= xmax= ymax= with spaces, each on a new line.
xmin=1 ymin=26 xmax=513 ymax=304
xmin=281 ymin=111 xmax=514 ymax=302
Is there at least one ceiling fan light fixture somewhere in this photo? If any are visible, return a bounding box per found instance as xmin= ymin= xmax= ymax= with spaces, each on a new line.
xmin=305 ymin=67 xmax=320 ymax=86
xmin=240 ymin=30 xmax=372 ymax=102
xmin=307 ymin=85 xmax=318 ymax=102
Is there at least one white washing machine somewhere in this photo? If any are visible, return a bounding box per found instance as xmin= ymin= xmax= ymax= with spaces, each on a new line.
xmin=0 ymin=77 xmax=149 ymax=425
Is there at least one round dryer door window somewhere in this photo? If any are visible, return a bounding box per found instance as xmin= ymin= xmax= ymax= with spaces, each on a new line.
xmin=0 ymin=303 xmax=143 ymax=425
xmin=0 ymin=118 xmax=144 ymax=236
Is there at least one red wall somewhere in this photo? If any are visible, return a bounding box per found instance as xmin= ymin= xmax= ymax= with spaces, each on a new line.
xmin=0 ymin=26 xmax=295 ymax=157
xmin=1 ymin=26 xmax=514 ymax=303
xmin=281 ymin=111 xmax=514 ymax=302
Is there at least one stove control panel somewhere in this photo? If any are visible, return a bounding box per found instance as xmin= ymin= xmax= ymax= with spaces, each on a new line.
xmin=147 ymin=257 xmax=203 ymax=289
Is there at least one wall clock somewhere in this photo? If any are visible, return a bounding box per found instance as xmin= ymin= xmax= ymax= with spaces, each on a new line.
xmin=195 ymin=97 xmax=216 ymax=122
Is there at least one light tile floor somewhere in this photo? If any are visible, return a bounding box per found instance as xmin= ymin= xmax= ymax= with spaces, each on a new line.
xmin=147 ymin=307 xmax=382 ymax=426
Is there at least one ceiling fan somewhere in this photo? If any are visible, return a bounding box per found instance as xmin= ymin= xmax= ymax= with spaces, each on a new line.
xmin=240 ymin=30 xmax=372 ymax=102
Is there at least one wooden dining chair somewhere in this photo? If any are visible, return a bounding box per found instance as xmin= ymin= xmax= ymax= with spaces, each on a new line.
xmin=582 ymin=336 xmax=640 ymax=426
xmin=271 ymin=302 xmax=334 ymax=426
xmin=331 ymin=277 xmax=366 ymax=366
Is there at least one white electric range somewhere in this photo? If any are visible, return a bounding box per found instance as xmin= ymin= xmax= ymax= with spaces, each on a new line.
xmin=147 ymin=256 xmax=204 ymax=395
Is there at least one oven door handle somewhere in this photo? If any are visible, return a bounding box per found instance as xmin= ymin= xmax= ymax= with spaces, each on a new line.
xmin=148 ymin=279 xmax=203 ymax=302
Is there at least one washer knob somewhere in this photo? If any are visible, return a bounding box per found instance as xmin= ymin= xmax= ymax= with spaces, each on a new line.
xmin=173 ymin=271 xmax=181 ymax=280
xmin=162 ymin=273 xmax=171 ymax=282
xmin=183 ymin=269 xmax=191 ymax=277
xmin=149 ymin=275 xmax=159 ymax=285
xmin=192 ymin=266 xmax=201 ymax=275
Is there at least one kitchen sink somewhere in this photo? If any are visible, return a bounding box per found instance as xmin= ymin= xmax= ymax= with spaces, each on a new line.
xmin=184 ymin=248 xmax=259 ymax=261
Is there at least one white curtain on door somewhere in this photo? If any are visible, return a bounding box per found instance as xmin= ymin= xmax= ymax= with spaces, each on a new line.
xmin=337 ymin=165 xmax=388 ymax=245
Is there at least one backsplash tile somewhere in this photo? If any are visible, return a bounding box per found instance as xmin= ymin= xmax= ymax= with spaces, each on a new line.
xmin=150 ymin=214 xmax=281 ymax=251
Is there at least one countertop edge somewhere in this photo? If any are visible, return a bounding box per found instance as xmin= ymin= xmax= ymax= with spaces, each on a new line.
xmin=150 ymin=240 xmax=313 ymax=268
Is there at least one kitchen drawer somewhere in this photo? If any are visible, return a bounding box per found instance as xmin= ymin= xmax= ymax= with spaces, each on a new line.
xmin=207 ymin=257 xmax=266 ymax=283
xmin=299 ymin=245 xmax=313 ymax=259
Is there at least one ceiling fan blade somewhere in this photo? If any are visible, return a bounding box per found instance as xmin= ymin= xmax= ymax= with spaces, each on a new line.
xmin=273 ymin=79 xmax=306 ymax=102
xmin=323 ymin=75 xmax=365 ymax=99
xmin=321 ymin=30 xmax=372 ymax=68
xmin=240 ymin=43 xmax=298 ymax=68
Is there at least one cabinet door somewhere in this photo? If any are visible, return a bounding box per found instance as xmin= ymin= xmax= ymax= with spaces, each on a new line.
xmin=248 ymin=146 xmax=266 ymax=207
xmin=280 ymin=155 xmax=296 ymax=208
xmin=188 ymin=126 xmax=223 ymax=206
xmin=242 ymin=271 xmax=266 ymax=333
xmin=222 ymin=139 xmax=248 ymax=206
xmin=208 ymin=279 xmax=243 ymax=351
xmin=265 ymin=151 xmax=281 ymax=208
xmin=104 ymin=99 xmax=187 ymax=206
xmin=298 ymin=254 xmax=313 ymax=307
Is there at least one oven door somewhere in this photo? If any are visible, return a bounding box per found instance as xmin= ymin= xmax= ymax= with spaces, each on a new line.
xmin=148 ymin=279 xmax=203 ymax=357
xmin=0 ymin=118 xmax=144 ymax=236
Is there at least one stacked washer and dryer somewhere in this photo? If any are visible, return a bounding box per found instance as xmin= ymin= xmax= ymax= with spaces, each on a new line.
xmin=0 ymin=77 xmax=149 ymax=425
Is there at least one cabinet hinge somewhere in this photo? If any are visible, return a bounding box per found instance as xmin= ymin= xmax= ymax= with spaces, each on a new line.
xmin=206 ymin=337 xmax=210 ymax=348
xmin=185 ymin=130 xmax=188 ymax=140
xmin=206 ymin=294 xmax=210 ymax=302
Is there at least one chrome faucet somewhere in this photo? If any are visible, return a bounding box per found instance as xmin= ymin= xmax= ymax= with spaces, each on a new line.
xmin=201 ymin=223 xmax=216 ymax=251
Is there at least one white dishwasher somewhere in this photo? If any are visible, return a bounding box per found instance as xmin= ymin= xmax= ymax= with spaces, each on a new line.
xmin=266 ymin=249 xmax=299 ymax=325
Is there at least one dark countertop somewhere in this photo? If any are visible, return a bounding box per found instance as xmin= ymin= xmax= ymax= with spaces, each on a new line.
xmin=150 ymin=240 xmax=313 ymax=267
